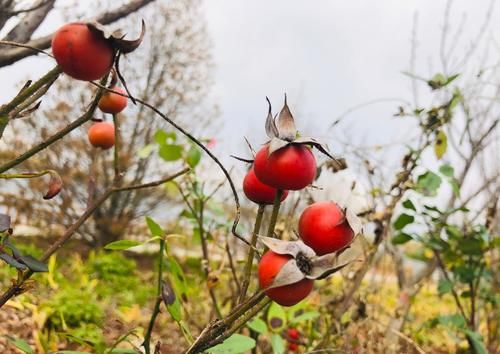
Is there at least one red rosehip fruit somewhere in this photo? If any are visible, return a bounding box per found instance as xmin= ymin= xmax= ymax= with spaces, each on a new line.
xmin=243 ymin=168 xmax=289 ymax=205
xmin=98 ymin=87 xmax=128 ymax=114
xmin=254 ymin=144 xmax=316 ymax=191
xmin=52 ymin=22 xmax=114 ymax=81
xmin=288 ymin=342 xmax=299 ymax=351
xmin=258 ymin=251 xmax=313 ymax=306
xmin=298 ymin=201 xmax=354 ymax=255
xmin=287 ymin=328 xmax=300 ymax=340
xmin=88 ymin=122 xmax=115 ymax=149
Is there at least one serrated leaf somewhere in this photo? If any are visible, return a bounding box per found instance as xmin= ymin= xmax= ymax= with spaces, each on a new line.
xmin=146 ymin=217 xmax=164 ymax=237
xmin=6 ymin=336 xmax=34 ymax=354
xmin=391 ymin=233 xmax=413 ymax=245
xmin=270 ymin=334 xmax=285 ymax=354
xmin=402 ymin=199 xmax=416 ymax=211
xmin=393 ymin=214 xmax=414 ymax=230
xmin=159 ymin=144 xmax=183 ymax=161
xmin=186 ymin=145 xmax=202 ymax=168
xmin=434 ymin=130 xmax=447 ymax=159
xmin=207 ymin=334 xmax=256 ymax=354
xmin=247 ymin=318 xmax=268 ymax=334
xmin=104 ymin=240 xmax=142 ymax=250
xmin=267 ymin=302 xmax=287 ymax=332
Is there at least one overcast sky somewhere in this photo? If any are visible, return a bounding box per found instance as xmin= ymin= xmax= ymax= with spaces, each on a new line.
xmin=1 ymin=0 xmax=498 ymax=169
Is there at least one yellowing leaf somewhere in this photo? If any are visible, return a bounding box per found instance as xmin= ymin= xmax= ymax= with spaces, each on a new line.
xmin=434 ymin=130 xmax=447 ymax=159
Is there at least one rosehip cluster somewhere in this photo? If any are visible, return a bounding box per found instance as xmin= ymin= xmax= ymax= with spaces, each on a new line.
xmin=51 ymin=21 xmax=142 ymax=149
xmin=242 ymin=98 xmax=361 ymax=306
xmin=286 ymin=328 xmax=300 ymax=352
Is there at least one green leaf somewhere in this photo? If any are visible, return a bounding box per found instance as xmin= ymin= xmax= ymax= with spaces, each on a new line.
xmin=290 ymin=310 xmax=320 ymax=324
xmin=270 ymin=334 xmax=285 ymax=354
xmin=161 ymin=279 xmax=182 ymax=322
xmin=55 ymin=352 xmax=91 ymax=354
xmin=166 ymin=257 xmax=188 ymax=302
xmin=458 ymin=238 xmax=483 ymax=255
xmin=434 ymin=130 xmax=447 ymax=159
xmin=146 ymin=217 xmax=164 ymax=237
xmin=159 ymin=144 xmax=183 ymax=161
xmin=391 ymin=233 xmax=413 ymax=245
xmin=0 ymin=253 xmax=28 ymax=270
xmin=267 ymin=302 xmax=287 ymax=332
xmin=154 ymin=130 xmax=176 ymax=145
xmin=247 ymin=318 xmax=268 ymax=334
xmin=104 ymin=240 xmax=142 ymax=251
xmin=186 ymin=145 xmax=202 ymax=168
xmin=207 ymin=334 xmax=256 ymax=354
xmin=449 ymin=178 xmax=461 ymax=197
xmin=416 ymin=172 xmax=442 ymax=196
xmin=437 ymin=279 xmax=453 ymax=295
xmin=110 ymin=350 xmax=140 ymax=354
xmin=138 ymin=144 xmax=154 ymax=159
xmin=439 ymin=164 xmax=454 ymax=177
xmin=465 ymin=330 xmax=488 ymax=354
xmin=19 ymin=255 xmax=48 ymax=272
xmin=402 ymin=199 xmax=416 ymax=211
xmin=393 ymin=214 xmax=414 ymax=231
xmin=6 ymin=336 xmax=34 ymax=354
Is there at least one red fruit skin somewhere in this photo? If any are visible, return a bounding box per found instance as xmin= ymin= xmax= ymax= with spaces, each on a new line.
xmin=288 ymin=342 xmax=299 ymax=351
xmin=88 ymin=122 xmax=115 ymax=149
xmin=243 ymin=168 xmax=289 ymax=205
xmin=258 ymin=251 xmax=313 ymax=306
xmin=52 ymin=22 xmax=113 ymax=81
xmin=298 ymin=201 xmax=354 ymax=256
xmin=287 ymin=328 xmax=300 ymax=340
xmin=98 ymin=87 xmax=128 ymax=114
xmin=254 ymin=144 xmax=316 ymax=191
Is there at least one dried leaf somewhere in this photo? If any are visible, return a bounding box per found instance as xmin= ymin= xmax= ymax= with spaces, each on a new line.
xmin=43 ymin=170 xmax=63 ymax=200
xmin=276 ymin=95 xmax=297 ymax=141
xmin=267 ymin=259 xmax=305 ymax=289
xmin=259 ymin=237 xmax=316 ymax=258
xmin=265 ymin=97 xmax=279 ymax=138
xmin=293 ymin=136 xmax=336 ymax=160
xmin=0 ymin=213 xmax=11 ymax=232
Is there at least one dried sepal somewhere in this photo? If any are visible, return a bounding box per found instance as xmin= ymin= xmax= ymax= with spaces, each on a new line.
xmin=268 ymin=137 xmax=289 ymax=155
xmin=266 ymin=259 xmax=304 ymax=289
xmin=87 ymin=19 xmax=146 ymax=54
xmin=265 ymin=97 xmax=279 ymax=139
xmin=345 ymin=207 xmax=362 ymax=235
xmin=259 ymin=236 xmax=315 ymax=258
xmin=276 ymin=95 xmax=297 ymax=141
xmin=261 ymin=236 xmax=360 ymax=289
xmin=43 ymin=170 xmax=63 ymax=200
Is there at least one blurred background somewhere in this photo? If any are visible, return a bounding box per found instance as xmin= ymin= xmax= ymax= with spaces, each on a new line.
xmin=0 ymin=1 xmax=498 ymax=353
